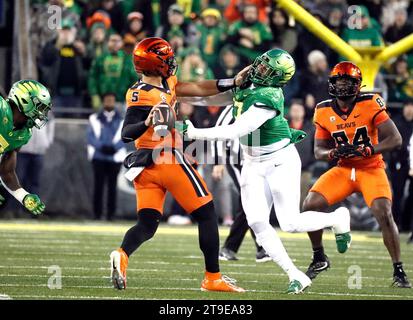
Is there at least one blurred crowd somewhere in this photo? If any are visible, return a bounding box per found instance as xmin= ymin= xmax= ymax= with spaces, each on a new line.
xmin=17 ymin=0 xmax=413 ymax=233
xmin=29 ymin=0 xmax=413 ymax=114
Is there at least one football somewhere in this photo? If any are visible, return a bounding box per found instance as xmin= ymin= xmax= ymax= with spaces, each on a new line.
xmin=152 ymin=102 xmax=175 ymax=137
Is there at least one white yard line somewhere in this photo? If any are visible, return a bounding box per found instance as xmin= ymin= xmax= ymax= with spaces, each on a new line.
xmin=1 ymin=284 xmax=411 ymax=299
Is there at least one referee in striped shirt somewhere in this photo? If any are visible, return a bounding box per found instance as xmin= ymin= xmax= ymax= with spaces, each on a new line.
xmin=212 ymin=105 xmax=271 ymax=262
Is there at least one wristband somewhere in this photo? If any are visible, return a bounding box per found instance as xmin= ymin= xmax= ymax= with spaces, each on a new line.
xmin=9 ymin=188 xmax=29 ymax=204
xmin=216 ymin=78 xmax=236 ymax=92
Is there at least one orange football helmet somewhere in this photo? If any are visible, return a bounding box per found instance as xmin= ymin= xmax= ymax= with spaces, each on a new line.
xmin=133 ymin=37 xmax=177 ymax=78
xmin=328 ymin=61 xmax=362 ymax=99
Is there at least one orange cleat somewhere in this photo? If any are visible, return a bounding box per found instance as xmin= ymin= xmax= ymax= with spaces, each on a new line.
xmin=201 ymin=271 xmax=245 ymax=293
xmin=110 ymin=248 xmax=128 ymax=290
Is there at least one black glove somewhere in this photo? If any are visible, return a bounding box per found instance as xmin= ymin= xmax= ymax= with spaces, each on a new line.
xmin=329 ymin=143 xmax=358 ymax=159
xmin=100 ymin=145 xmax=116 ymax=155
xmin=329 ymin=143 xmax=375 ymax=159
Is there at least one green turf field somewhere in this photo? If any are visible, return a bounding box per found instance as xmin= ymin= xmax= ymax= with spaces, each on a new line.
xmin=0 ymin=220 xmax=412 ymax=300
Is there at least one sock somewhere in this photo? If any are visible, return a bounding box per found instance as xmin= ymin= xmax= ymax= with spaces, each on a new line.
xmin=393 ymin=262 xmax=405 ymax=276
xmin=192 ymin=202 xmax=220 ymax=274
xmin=205 ymin=271 xmax=221 ymax=280
xmin=313 ymin=247 xmax=326 ymax=262
xmin=120 ymin=209 xmax=161 ymax=256
xmin=250 ymin=222 xmax=298 ymax=280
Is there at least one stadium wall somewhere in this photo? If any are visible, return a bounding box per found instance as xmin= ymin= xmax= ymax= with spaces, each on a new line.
xmin=41 ymin=119 xmax=137 ymax=219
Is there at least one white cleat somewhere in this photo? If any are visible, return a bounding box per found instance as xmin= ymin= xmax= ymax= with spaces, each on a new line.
xmin=287 ymin=270 xmax=312 ymax=294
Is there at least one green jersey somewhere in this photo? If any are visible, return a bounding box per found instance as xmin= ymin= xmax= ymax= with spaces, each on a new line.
xmin=232 ymin=85 xmax=292 ymax=147
xmin=0 ymin=96 xmax=32 ymax=154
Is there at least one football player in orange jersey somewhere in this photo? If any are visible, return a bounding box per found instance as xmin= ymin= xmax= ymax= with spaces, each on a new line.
xmin=109 ymin=37 xmax=248 ymax=292
xmin=302 ymin=61 xmax=411 ymax=288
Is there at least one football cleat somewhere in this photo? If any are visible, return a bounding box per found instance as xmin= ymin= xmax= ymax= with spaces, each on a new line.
xmin=256 ymin=249 xmax=272 ymax=263
xmin=392 ymin=274 xmax=412 ymax=288
xmin=306 ymin=255 xmax=331 ymax=280
xmin=219 ymin=248 xmax=238 ymax=261
xmin=201 ymin=272 xmax=245 ymax=292
xmin=287 ymin=271 xmax=312 ymax=294
xmin=332 ymin=207 xmax=351 ymax=253
xmin=110 ymin=248 xmax=128 ymax=290
xmin=392 ymin=266 xmax=412 ymax=288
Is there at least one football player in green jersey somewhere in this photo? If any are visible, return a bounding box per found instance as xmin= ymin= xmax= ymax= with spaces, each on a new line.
xmin=0 ymin=79 xmax=52 ymax=215
xmin=182 ymin=49 xmax=351 ymax=294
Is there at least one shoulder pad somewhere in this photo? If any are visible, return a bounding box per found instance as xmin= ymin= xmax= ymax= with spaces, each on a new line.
xmin=316 ymin=99 xmax=333 ymax=109
xmin=356 ymin=93 xmax=375 ymax=102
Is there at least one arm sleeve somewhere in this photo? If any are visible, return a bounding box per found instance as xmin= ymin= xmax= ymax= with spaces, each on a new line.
xmin=187 ymin=106 xmax=276 ymax=141
xmin=177 ymin=91 xmax=234 ymax=106
xmin=121 ymin=107 xmax=151 ymax=143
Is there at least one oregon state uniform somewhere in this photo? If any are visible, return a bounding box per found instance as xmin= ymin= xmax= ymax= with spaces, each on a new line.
xmin=125 ymin=75 xmax=212 ymax=214
xmin=310 ymin=93 xmax=392 ymax=207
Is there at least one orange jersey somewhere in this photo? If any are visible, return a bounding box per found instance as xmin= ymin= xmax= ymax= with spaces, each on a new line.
xmin=313 ymin=93 xmax=389 ymax=169
xmin=125 ymin=75 xmax=181 ymax=150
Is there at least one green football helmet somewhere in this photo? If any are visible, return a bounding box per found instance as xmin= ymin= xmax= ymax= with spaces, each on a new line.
xmin=248 ymin=48 xmax=296 ymax=87
xmin=8 ymin=80 xmax=52 ymax=129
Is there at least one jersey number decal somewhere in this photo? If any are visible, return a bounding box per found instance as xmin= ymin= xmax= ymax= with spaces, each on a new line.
xmin=233 ymin=101 xmax=243 ymax=119
xmin=376 ymin=96 xmax=385 ymax=108
xmin=0 ymin=134 xmax=9 ymax=153
xmin=131 ymin=91 xmax=139 ymax=102
xmin=332 ymin=126 xmax=371 ymax=146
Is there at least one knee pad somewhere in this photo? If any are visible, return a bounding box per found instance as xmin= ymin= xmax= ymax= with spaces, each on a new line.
xmin=191 ymin=201 xmax=216 ymax=222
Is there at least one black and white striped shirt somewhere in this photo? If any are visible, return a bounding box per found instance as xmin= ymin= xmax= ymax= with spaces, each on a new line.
xmin=211 ymin=105 xmax=242 ymax=165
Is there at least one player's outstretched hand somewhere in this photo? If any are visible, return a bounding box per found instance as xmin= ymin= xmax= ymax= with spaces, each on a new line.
xmin=235 ymin=65 xmax=251 ymax=86
xmin=23 ymin=194 xmax=45 ymax=215
xmin=176 ymin=119 xmax=195 ymax=138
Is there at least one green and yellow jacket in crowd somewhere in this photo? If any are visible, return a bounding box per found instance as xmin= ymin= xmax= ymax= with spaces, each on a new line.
xmin=88 ymin=50 xmax=137 ymax=108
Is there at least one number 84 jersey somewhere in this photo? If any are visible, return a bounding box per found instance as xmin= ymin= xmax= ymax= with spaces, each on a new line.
xmin=313 ymin=93 xmax=389 ymax=169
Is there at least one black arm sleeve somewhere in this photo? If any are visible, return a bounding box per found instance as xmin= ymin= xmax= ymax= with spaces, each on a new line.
xmin=121 ymin=106 xmax=151 ymax=143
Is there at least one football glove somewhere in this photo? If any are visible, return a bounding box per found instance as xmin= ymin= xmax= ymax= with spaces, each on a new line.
xmin=175 ymin=120 xmax=188 ymax=136
xmin=329 ymin=143 xmax=375 ymax=159
xmin=352 ymin=145 xmax=375 ymax=158
xmin=176 ymin=117 xmax=194 ymax=137
xmin=329 ymin=143 xmax=357 ymax=160
xmin=23 ymin=194 xmax=45 ymax=215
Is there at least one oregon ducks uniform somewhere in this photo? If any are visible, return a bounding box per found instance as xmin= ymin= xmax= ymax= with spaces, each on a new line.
xmin=0 ymin=96 xmax=32 ymax=154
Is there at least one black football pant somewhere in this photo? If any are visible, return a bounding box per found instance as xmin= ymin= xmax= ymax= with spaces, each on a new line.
xmin=92 ymin=159 xmax=121 ymax=220
xmin=223 ymin=163 xmax=262 ymax=253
